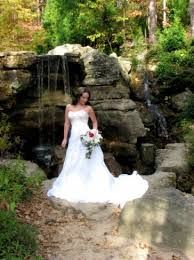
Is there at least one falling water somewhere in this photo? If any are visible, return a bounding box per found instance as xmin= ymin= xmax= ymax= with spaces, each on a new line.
xmin=61 ymin=55 xmax=71 ymax=94
xmin=143 ymin=72 xmax=168 ymax=138
xmin=37 ymin=58 xmax=44 ymax=145
xmin=34 ymin=55 xmax=70 ymax=169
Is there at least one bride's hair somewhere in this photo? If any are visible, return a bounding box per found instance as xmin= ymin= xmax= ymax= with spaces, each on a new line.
xmin=72 ymin=87 xmax=91 ymax=105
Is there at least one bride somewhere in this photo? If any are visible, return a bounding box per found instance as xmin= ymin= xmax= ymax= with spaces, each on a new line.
xmin=47 ymin=87 xmax=148 ymax=208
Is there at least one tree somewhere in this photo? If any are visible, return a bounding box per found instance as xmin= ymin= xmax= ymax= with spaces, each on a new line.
xmin=148 ymin=0 xmax=157 ymax=44
xmin=190 ymin=0 xmax=194 ymax=36
xmin=0 ymin=0 xmax=41 ymax=51
xmin=162 ymin=0 xmax=167 ymax=27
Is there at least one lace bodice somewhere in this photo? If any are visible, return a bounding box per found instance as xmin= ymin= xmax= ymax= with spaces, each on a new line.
xmin=68 ymin=109 xmax=89 ymax=124
xmin=68 ymin=110 xmax=90 ymax=138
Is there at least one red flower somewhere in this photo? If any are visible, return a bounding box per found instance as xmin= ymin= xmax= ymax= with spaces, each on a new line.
xmin=89 ymin=132 xmax=94 ymax=138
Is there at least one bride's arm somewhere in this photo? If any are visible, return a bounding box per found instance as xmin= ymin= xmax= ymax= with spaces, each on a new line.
xmin=88 ymin=106 xmax=98 ymax=130
xmin=61 ymin=104 xmax=71 ymax=147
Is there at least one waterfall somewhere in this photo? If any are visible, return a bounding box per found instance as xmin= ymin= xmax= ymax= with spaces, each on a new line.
xmin=143 ymin=72 xmax=168 ymax=138
xmin=61 ymin=55 xmax=71 ymax=94
xmin=33 ymin=55 xmax=70 ymax=170
xmin=37 ymin=57 xmax=44 ymax=145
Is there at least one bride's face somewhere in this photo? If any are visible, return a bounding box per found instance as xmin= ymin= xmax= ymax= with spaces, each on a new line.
xmin=79 ymin=92 xmax=89 ymax=105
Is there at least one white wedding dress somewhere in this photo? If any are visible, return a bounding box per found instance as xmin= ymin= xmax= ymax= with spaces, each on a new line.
xmin=47 ymin=110 xmax=149 ymax=208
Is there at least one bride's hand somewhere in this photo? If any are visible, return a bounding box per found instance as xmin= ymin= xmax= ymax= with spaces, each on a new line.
xmin=61 ymin=138 xmax=67 ymax=148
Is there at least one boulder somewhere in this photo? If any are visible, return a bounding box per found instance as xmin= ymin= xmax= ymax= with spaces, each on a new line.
xmin=0 ymin=51 xmax=36 ymax=69
xmin=156 ymin=143 xmax=189 ymax=175
xmin=92 ymin=99 xmax=136 ymax=111
xmin=117 ymin=56 xmax=131 ymax=84
xmin=155 ymin=143 xmax=191 ymax=192
xmin=144 ymin=171 xmax=176 ymax=190
xmin=0 ymin=70 xmax=31 ymax=99
xmin=103 ymin=141 xmax=137 ymax=158
xmin=104 ymin=152 xmax=122 ymax=177
xmin=82 ymin=50 xmax=120 ymax=86
xmin=97 ymin=110 xmax=146 ymax=143
xmin=0 ymin=159 xmax=47 ymax=179
xmin=89 ymin=81 xmax=130 ymax=101
xmin=81 ymin=50 xmax=120 ymax=86
xmin=171 ymin=89 xmax=193 ymax=111
xmin=119 ymin=188 xmax=194 ymax=259
xmin=48 ymin=43 xmax=93 ymax=57
xmin=140 ymin=143 xmax=155 ymax=166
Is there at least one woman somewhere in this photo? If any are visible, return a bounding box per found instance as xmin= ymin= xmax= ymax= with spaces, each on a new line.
xmin=47 ymin=87 xmax=148 ymax=208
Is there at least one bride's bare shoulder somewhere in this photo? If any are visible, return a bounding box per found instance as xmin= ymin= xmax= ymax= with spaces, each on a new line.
xmin=66 ymin=104 xmax=72 ymax=111
xmin=87 ymin=105 xmax=95 ymax=113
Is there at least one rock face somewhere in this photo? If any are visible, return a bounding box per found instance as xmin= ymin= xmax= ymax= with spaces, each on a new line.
xmin=119 ymin=188 xmax=194 ymax=259
xmin=0 ymin=45 xmax=146 ymax=165
xmin=144 ymin=171 xmax=176 ymax=190
xmin=82 ymin=50 xmax=120 ymax=86
xmin=156 ymin=143 xmax=192 ymax=192
xmin=50 ymin=44 xmax=146 ymax=145
xmin=0 ymin=52 xmax=36 ymax=101
xmin=171 ymin=89 xmax=193 ymax=111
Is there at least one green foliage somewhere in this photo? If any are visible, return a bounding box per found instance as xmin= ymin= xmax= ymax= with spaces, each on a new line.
xmin=180 ymin=96 xmax=194 ymax=168
xmin=147 ymin=19 xmax=194 ymax=89
xmin=0 ymin=114 xmax=12 ymax=157
xmin=0 ymin=0 xmax=40 ymax=51
xmin=0 ymin=113 xmax=22 ymax=157
xmin=31 ymin=29 xmax=51 ymax=54
xmin=0 ymin=159 xmax=44 ymax=259
xmin=168 ymin=0 xmax=189 ymax=25
xmin=181 ymin=95 xmax=194 ymax=121
xmin=0 ymin=210 xmax=38 ymax=259
xmin=158 ymin=18 xmax=187 ymax=52
xmin=42 ymin=0 xmax=148 ymax=53
xmin=0 ymin=159 xmax=44 ymax=211
xmin=156 ymin=49 xmax=194 ymax=87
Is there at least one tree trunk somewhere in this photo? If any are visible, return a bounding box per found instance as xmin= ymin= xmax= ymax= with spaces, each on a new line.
xmin=190 ymin=0 xmax=194 ymax=37
xmin=37 ymin=0 xmax=46 ymax=25
xmin=162 ymin=0 xmax=167 ymax=28
xmin=148 ymin=0 xmax=157 ymax=44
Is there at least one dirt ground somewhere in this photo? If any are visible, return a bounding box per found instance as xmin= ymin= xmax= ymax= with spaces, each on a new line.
xmin=16 ymin=190 xmax=189 ymax=260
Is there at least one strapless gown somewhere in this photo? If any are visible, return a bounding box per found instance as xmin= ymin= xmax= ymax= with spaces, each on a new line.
xmin=47 ymin=110 xmax=148 ymax=207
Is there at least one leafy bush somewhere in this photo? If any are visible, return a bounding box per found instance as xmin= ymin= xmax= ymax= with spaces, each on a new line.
xmin=156 ymin=50 xmax=194 ymax=83
xmin=0 ymin=159 xmax=44 ymax=211
xmin=158 ymin=18 xmax=187 ymax=52
xmin=0 ymin=114 xmax=12 ymax=157
xmin=181 ymin=95 xmax=194 ymax=121
xmin=0 ymin=159 xmax=44 ymax=258
xmin=151 ymin=21 xmax=194 ymax=89
xmin=181 ymin=96 xmax=194 ymax=168
xmin=0 ymin=210 xmax=39 ymax=259
xmin=0 ymin=113 xmax=23 ymax=158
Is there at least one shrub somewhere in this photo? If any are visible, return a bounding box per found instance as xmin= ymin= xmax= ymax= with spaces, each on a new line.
xmin=0 ymin=113 xmax=23 ymax=158
xmin=0 ymin=159 xmax=44 ymax=211
xmin=0 ymin=210 xmax=39 ymax=259
xmin=181 ymin=95 xmax=194 ymax=121
xmin=0 ymin=114 xmax=12 ymax=157
xmin=181 ymin=96 xmax=194 ymax=168
xmin=158 ymin=18 xmax=187 ymax=52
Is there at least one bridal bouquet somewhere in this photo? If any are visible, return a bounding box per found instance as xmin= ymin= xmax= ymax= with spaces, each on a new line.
xmin=80 ymin=129 xmax=103 ymax=159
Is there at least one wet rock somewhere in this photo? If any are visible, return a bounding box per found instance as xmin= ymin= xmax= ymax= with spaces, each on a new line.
xmin=140 ymin=143 xmax=155 ymax=166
